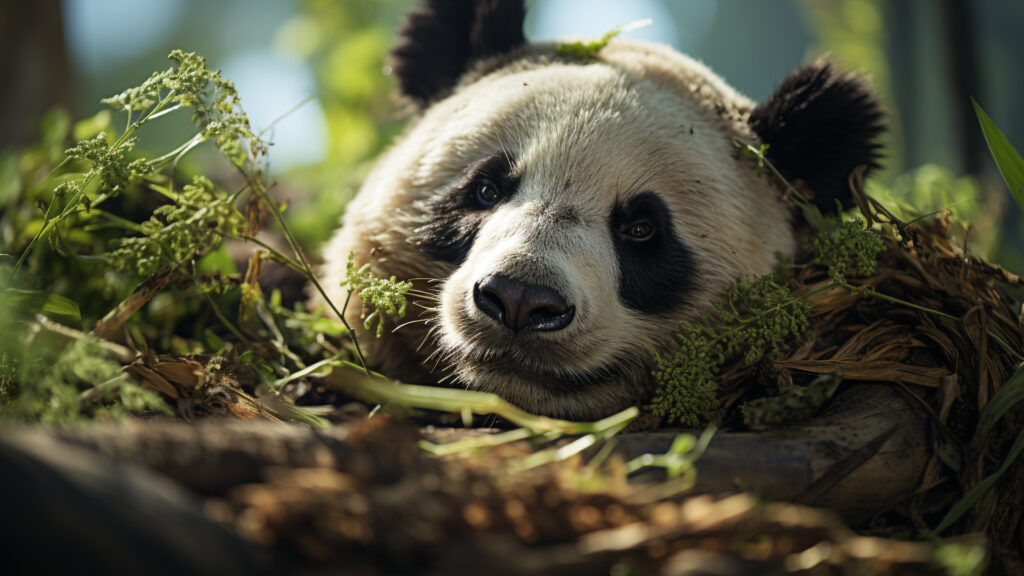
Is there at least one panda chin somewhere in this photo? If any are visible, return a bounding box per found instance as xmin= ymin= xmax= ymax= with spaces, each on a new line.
xmin=442 ymin=345 xmax=650 ymax=420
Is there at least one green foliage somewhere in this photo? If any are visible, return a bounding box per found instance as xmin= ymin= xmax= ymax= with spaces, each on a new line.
xmin=1 ymin=335 xmax=170 ymax=424
xmin=736 ymin=142 xmax=771 ymax=173
xmin=0 ymin=49 xmax=340 ymax=423
xmin=104 ymin=50 xmax=266 ymax=169
xmin=933 ymin=365 xmax=1024 ymax=535
xmin=973 ymin=98 xmax=1024 ymax=215
xmin=716 ymin=276 xmax=815 ymax=365
xmin=65 ymin=134 xmax=149 ymax=198
xmin=555 ymin=19 xmax=651 ymax=61
xmin=651 ymin=275 xmax=813 ymax=426
xmin=742 ymin=373 xmax=842 ymax=430
xmin=343 ymin=253 xmax=412 ymax=338
xmin=108 ymin=175 xmax=246 ymax=276
xmin=810 ymin=216 xmax=885 ymax=279
xmin=651 ymin=325 xmax=721 ymax=427
xmin=1 ymin=289 xmax=81 ymax=322
xmin=933 ymin=541 xmax=987 ymax=576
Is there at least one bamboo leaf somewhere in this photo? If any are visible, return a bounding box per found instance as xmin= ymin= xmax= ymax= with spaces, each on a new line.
xmin=973 ymin=98 xmax=1024 ymax=214
xmin=1 ymin=289 xmax=82 ymax=321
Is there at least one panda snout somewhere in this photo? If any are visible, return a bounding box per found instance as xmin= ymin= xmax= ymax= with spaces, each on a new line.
xmin=473 ymin=275 xmax=575 ymax=333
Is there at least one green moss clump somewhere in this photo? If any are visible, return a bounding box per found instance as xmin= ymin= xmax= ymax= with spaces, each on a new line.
xmin=1 ymin=336 xmax=171 ymax=424
xmin=651 ymin=324 xmax=721 ymax=428
xmin=811 ymin=217 xmax=886 ymax=279
xmin=651 ymin=276 xmax=813 ymax=427
xmin=741 ymin=373 xmax=842 ymax=430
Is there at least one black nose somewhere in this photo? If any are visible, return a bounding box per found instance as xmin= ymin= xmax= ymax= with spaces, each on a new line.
xmin=474 ymin=275 xmax=575 ymax=333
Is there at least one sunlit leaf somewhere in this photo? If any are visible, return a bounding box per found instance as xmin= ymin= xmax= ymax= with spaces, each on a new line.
xmin=973 ymin=98 xmax=1024 ymax=214
xmin=1 ymin=289 xmax=82 ymax=322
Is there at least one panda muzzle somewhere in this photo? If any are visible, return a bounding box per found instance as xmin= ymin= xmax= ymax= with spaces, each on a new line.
xmin=473 ymin=275 xmax=575 ymax=333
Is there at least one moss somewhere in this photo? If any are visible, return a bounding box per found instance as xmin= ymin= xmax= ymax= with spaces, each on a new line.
xmin=811 ymin=216 xmax=886 ymax=279
xmin=650 ymin=275 xmax=812 ymax=427
xmin=1 ymin=335 xmax=170 ymax=424
xmin=741 ymin=373 xmax=842 ymax=430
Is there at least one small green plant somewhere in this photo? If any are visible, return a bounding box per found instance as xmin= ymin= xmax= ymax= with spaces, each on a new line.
xmin=1 ymin=335 xmax=170 ymax=424
xmin=555 ymin=19 xmax=652 ymax=61
xmin=0 ymin=50 xmax=363 ymax=423
xmin=343 ymin=253 xmax=412 ymax=338
xmin=109 ymin=175 xmax=247 ymax=277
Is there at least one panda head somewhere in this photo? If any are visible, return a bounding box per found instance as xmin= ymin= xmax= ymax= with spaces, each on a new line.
xmin=322 ymin=0 xmax=884 ymax=420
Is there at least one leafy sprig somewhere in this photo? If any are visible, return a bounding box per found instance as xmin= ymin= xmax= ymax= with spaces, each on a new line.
xmin=108 ymin=175 xmax=246 ymax=276
xmin=555 ymin=19 xmax=652 ymax=61
xmin=343 ymin=253 xmax=412 ymax=338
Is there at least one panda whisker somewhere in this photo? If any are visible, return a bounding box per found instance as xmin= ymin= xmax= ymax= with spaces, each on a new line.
xmin=496 ymin=134 xmax=515 ymax=171
xmin=391 ymin=318 xmax=430 ymax=333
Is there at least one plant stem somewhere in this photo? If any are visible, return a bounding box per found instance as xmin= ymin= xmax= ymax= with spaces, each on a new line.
xmin=325 ymin=366 xmax=640 ymax=434
xmin=203 ymin=292 xmax=249 ymax=344
xmin=244 ymin=174 xmax=371 ymax=375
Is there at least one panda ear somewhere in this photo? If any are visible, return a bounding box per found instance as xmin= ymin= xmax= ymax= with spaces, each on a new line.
xmin=749 ymin=59 xmax=885 ymax=214
xmin=391 ymin=0 xmax=526 ymax=107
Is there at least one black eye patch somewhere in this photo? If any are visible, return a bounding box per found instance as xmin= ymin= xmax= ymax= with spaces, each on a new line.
xmin=610 ymin=192 xmax=697 ymax=314
xmin=410 ymin=154 xmax=519 ymax=264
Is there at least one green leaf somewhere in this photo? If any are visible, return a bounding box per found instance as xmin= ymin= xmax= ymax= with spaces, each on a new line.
xmin=73 ymin=110 xmax=113 ymax=142
xmin=39 ymin=293 xmax=82 ymax=320
xmin=973 ymin=98 xmax=1024 ymax=214
xmin=1 ymin=289 xmax=82 ymax=321
xmin=555 ymin=19 xmax=652 ymax=61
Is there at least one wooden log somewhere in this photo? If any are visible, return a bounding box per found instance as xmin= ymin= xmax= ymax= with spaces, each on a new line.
xmin=612 ymin=384 xmax=930 ymax=520
xmin=0 ymin=430 xmax=276 ymax=575
xmin=15 ymin=383 xmax=930 ymax=522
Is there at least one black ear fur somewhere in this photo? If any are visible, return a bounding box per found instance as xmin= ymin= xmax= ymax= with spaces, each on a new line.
xmin=749 ymin=59 xmax=885 ymax=214
xmin=391 ymin=0 xmax=526 ymax=106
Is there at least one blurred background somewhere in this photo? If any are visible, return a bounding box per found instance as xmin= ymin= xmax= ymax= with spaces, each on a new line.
xmin=3 ymin=0 xmax=1023 ymax=270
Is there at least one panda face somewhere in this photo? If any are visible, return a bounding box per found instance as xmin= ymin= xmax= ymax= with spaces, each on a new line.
xmin=318 ymin=1 xmax=883 ymax=420
xmin=350 ymin=58 xmax=797 ymax=418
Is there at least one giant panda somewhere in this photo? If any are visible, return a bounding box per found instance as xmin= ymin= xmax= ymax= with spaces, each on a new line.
xmin=319 ymin=0 xmax=884 ymax=420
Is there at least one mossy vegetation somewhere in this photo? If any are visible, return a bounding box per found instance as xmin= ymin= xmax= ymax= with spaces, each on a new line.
xmin=651 ymin=275 xmax=813 ymax=427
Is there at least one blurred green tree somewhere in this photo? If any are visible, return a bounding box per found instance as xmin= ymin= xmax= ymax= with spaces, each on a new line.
xmin=275 ymin=0 xmax=412 ymax=250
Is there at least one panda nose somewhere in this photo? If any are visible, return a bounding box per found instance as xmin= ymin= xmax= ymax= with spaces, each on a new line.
xmin=474 ymin=275 xmax=575 ymax=333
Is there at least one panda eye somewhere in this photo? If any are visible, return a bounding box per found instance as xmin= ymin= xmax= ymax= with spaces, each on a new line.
xmin=473 ymin=180 xmax=501 ymax=208
xmin=620 ymin=219 xmax=655 ymax=242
